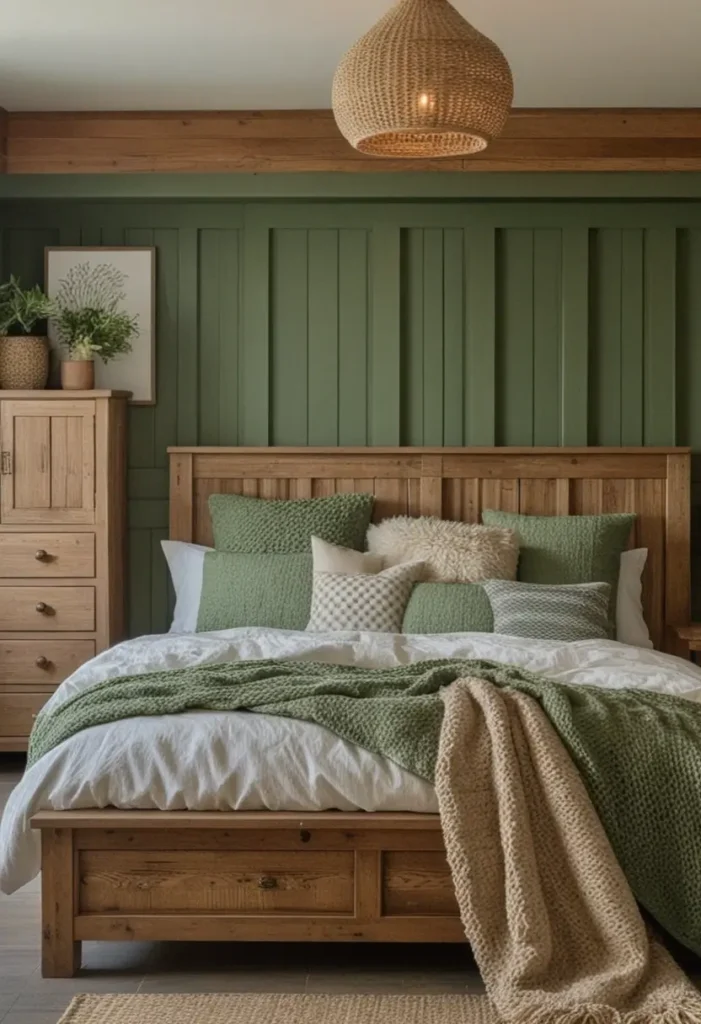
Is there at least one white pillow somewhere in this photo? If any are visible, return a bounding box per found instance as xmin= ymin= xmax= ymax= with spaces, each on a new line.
xmin=311 ymin=535 xmax=384 ymax=575
xmin=161 ymin=540 xmax=212 ymax=633
xmin=616 ymin=548 xmax=652 ymax=648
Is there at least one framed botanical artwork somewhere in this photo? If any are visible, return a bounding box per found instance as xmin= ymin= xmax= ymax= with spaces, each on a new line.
xmin=45 ymin=246 xmax=156 ymax=404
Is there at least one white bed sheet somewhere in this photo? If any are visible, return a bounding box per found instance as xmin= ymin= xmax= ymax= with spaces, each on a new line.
xmin=2 ymin=627 xmax=701 ymax=895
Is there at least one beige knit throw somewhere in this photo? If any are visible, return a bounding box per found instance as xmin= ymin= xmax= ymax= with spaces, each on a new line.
xmin=436 ymin=678 xmax=701 ymax=1024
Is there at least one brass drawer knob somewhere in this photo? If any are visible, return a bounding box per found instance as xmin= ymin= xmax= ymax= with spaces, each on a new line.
xmin=35 ymin=656 xmax=50 ymax=670
xmin=35 ymin=549 xmax=49 ymax=562
xmin=35 ymin=602 xmax=50 ymax=614
xmin=258 ymin=876 xmax=278 ymax=890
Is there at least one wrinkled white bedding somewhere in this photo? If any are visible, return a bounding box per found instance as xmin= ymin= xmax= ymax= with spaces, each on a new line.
xmin=2 ymin=627 xmax=701 ymax=895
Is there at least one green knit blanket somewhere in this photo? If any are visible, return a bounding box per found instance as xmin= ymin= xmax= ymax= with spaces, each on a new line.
xmin=28 ymin=657 xmax=701 ymax=956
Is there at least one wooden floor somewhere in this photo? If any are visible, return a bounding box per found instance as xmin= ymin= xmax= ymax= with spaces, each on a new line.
xmin=0 ymin=755 xmax=486 ymax=1024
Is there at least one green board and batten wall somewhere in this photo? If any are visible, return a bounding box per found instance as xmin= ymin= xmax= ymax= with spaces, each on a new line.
xmin=1 ymin=187 xmax=701 ymax=634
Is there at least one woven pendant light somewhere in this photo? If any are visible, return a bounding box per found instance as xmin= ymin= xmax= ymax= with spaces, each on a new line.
xmin=332 ymin=0 xmax=513 ymax=158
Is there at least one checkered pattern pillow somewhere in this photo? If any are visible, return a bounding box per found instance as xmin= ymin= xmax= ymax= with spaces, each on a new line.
xmin=307 ymin=562 xmax=424 ymax=633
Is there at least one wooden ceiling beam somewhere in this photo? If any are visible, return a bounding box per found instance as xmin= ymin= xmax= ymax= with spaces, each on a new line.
xmin=6 ymin=108 xmax=701 ymax=174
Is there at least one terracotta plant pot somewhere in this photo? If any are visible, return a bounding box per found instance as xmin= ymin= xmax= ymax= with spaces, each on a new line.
xmin=0 ymin=335 xmax=49 ymax=390
xmin=61 ymin=359 xmax=95 ymax=391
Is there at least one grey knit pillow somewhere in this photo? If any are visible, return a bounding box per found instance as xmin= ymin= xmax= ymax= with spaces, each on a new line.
xmin=482 ymin=580 xmax=611 ymax=642
xmin=307 ymin=562 xmax=425 ymax=633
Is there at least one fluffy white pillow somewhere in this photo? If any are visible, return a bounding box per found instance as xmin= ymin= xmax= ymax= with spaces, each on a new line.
xmin=161 ymin=540 xmax=212 ymax=633
xmin=366 ymin=515 xmax=518 ymax=583
xmin=617 ymin=548 xmax=652 ymax=648
xmin=311 ymin=535 xmax=384 ymax=575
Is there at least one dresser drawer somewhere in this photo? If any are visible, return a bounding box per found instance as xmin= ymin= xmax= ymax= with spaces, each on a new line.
xmin=0 ymin=692 xmax=47 ymax=738
xmin=0 ymin=587 xmax=95 ymax=631
xmin=0 ymin=533 xmax=95 ymax=578
xmin=0 ymin=639 xmax=95 ymax=689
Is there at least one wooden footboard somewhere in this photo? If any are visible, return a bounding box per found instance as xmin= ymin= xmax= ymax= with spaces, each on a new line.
xmin=31 ymin=810 xmax=465 ymax=977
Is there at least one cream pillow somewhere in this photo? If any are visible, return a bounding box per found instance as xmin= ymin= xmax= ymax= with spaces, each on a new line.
xmin=307 ymin=561 xmax=425 ymax=633
xmin=311 ymin=535 xmax=385 ymax=575
xmin=367 ymin=515 xmax=518 ymax=583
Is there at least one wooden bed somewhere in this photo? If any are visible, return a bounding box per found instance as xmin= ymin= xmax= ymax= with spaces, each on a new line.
xmin=32 ymin=446 xmax=692 ymax=977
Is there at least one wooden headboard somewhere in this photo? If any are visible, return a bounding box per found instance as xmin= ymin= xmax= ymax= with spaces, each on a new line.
xmin=168 ymin=446 xmax=691 ymax=654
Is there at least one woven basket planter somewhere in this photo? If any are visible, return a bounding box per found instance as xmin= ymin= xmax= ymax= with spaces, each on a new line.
xmin=0 ymin=335 xmax=49 ymax=390
xmin=332 ymin=0 xmax=512 ymax=158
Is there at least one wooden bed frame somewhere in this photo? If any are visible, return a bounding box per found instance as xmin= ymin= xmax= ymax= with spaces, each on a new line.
xmin=32 ymin=446 xmax=691 ymax=976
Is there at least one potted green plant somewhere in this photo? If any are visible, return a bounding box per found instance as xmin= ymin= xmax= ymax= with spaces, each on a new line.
xmin=0 ymin=276 xmax=55 ymax=389
xmin=53 ymin=262 xmax=139 ymax=390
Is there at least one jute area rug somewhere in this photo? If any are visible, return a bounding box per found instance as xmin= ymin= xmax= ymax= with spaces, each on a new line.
xmin=58 ymin=992 xmax=497 ymax=1024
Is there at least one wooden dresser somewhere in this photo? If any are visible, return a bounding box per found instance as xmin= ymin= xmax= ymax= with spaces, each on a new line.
xmin=0 ymin=391 xmax=128 ymax=751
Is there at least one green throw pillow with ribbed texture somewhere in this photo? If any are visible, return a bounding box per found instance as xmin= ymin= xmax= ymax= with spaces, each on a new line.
xmin=402 ymin=583 xmax=494 ymax=635
xmin=196 ymin=552 xmax=312 ymax=632
xmin=483 ymin=580 xmax=611 ymax=642
xmin=209 ymin=492 xmax=374 ymax=553
xmin=481 ymin=510 xmax=634 ymax=632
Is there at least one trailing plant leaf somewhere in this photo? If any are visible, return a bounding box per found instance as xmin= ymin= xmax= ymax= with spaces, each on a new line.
xmin=0 ymin=276 xmax=55 ymax=336
xmin=53 ymin=263 xmax=139 ymax=363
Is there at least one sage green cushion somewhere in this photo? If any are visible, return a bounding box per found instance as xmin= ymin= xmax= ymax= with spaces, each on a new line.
xmin=481 ymin=509 xmax=635 ymax=631
xmin=196 ymin=551 xmax=312 ymax=632
xmin=402 ymin=583 xmax=493 ymax=635
xmin=209 ymin=492 xmax=374 ymax=553
xmin=483 ymin=580 xmax=611 ymax=643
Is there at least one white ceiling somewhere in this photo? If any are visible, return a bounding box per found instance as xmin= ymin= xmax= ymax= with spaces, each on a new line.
xmin=1 ymin=0 xmax=700 ymax=111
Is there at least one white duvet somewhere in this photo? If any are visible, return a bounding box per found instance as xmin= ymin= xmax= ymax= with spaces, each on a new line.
xmin=2 ymin=627 xmax=701 ymax=895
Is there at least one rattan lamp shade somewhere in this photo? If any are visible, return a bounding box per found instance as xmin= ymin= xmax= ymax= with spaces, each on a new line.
xmin=332 ymin=0 xmax=513 ymax=158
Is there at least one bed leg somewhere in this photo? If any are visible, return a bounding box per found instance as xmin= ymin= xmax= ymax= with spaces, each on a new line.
xmin=41 ymin=828 xmax=81 ymax=977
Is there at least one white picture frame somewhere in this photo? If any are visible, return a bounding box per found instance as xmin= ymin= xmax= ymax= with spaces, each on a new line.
xmin=45 ymin=246 xmax=156 ymax=405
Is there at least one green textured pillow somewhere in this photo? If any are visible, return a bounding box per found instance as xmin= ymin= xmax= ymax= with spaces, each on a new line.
xmin=402 ymin=583 xmax=493 ymax=635
xmin=481 ymin=510 xmax=634 ymax=630
xmin=196 ymin=551 xmax=312 ymax=632
xmin=209 ymin=492 xmax=374 ymax=553
xmin=483 ymin=580 xmax=611 ymax=643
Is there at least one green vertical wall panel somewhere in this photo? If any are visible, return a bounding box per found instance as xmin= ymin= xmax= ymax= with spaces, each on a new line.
xmin=369 ymin=225 xmax=401 ymax=445
xmin=5 ymin=228 xmax=57 ymax=287
xmin=176 ymin=228 xmax=199 ymax=446
xmin=590 ymin=229 xmax=623 ymax=446
xmin=1 ymin=197 xmax=700 ymax=636
xmin=465 ymin=225 xmax=496 ymax=445
xmin=560 ymin=227 xmax=590 ymax=445
xmin=198 ymin=230 xmax=224 ymax=446
xmin=308 ymin=230 xmax=339 ymax=446
xmin=620 ymin=229 xmax=645 ymax=446
xmin=442 ymin=229 xmax=465 ymax=446
xmin=644 ymin=228 xmax=677 ymax=445
xmin=677 ymin=230 xmax=701 ymax=449
xmin=402 ymin=228 xmax=424 ymax=446
xmin=338 ymin=229 xmax=369 ymax=445
xmin=239 ymin=224 xmax=270 ymax=445
xmin=270 ymin=229 xmax=309 ymax=445
xmin=496 ymin=229 xmax=534 ymax=445
xmin=532 ymin=229 xmax=562 ymax=446
xmin=128 ymin=530 xmax=152 ymax=637
xmin=197 ymin=229 xmax=240 ymax=446
xmin=422 ymin=229 xmax=445 ymax=446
